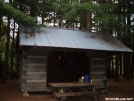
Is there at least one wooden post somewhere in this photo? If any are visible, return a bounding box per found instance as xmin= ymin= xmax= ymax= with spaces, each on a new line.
xmin=119 ymin=53 xmax=123 ymax=75
xmin=22 ymin=91 xmax=29 ymax=97
xmin=111 ymin=55 xmax=114 ymax=78
xmin=114 ymin=54 xmax=119 ymax=81
xmin=123 ymin=53 xmax=126 ymax=77
xmin=126 ymin=53 xmax=131 ymax=80
xmin=131 ymin=53 xmax=134 ymax=78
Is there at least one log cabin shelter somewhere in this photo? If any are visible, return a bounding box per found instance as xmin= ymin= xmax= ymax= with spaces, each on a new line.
xmin=18 ymin=25 xmax=133 ymax=96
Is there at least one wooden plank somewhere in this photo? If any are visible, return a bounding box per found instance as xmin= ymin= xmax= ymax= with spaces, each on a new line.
xmin=54 ymin=92 xmax=93 ymax=97
xmin=23 ymin=59 xmax=46 ymax=63
xmin=27 ymin=63 xmax=46 ymax=67
xmin=22 ymin=67 xmax=27 ymax=71
xmin=26 ymin=66 xmax=46 ymax=72
xmin=27 ymin=56 xmax=46 ymax=58
xmin=92 ymin=79 xmax=102 ymax=82
xmin=90 ymin=74 xmax=104 ymax=79
xmin=21 ymin=82 xmax=46 ymax=87
xmin=27 ymin=72 xmax=46 ymax=75
xmin=48 ymin=83 xmax=98 ymax=87
xmin=90 ymin=67 xmax=106 ymax=71
xmin=27 ymin=80 xmax=46 ymax=82
xmin=21 ymin=82 xmax=47 ymax=92
xmin=21 ymin=83 xmax=47 ymax=91
xmin=22 ymin=75 xmax=46 ymax=80
xmin=22 ymin=88 xmax=47 ymax=92
xmin=91 ymin=65 xmax=106 ymax=67
xmin=22 ymin=76 xmax=27 ymax=79
xmin=91 ymin=72 xmax=106 ymax=74
xmin=91 ymin=58 xmax=106 ymax=61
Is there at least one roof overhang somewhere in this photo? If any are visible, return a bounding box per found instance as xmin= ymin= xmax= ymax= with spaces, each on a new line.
xmin=19 ymin=25 xmax=133 ymax=53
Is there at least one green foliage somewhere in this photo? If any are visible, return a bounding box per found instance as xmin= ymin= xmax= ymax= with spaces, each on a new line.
xmin=0 ymin=22 xmax=7 ymax=60
xmin=0 ymin=0 xmax=36 ymax=26
xmin=0 ymin=0 xmax=133 ymax=79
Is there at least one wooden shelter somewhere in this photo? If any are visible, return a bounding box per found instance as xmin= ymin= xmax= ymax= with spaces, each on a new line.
xmin=18 ymin=25 xmax=133 ymax=96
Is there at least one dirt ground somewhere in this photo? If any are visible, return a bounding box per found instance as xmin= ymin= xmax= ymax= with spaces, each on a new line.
xmin=0 ymin=76 xmax=134 ymax=101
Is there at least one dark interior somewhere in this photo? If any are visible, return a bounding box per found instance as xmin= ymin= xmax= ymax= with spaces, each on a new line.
xmin=47 ymin=51 xmax=89 ymax=83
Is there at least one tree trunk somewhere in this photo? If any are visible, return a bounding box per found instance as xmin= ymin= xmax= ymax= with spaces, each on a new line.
xmin=15 ymin=29 xmax=20 ymax=78
xmin=0 ymin=15 xmax=2 ymax=59
xmin=0 ymin=15 xmax=2 ymax=34
xmin=53 ymin=12 xmax=56 ymax=27
xmin=1 ymin=16 xmax=10 ymax=83
xmin=10 ymin=20 xmax=15 ymax=79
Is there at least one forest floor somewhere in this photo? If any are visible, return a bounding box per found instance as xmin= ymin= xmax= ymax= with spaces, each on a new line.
xmin=0 ymin=76 xmax=134 ymax=101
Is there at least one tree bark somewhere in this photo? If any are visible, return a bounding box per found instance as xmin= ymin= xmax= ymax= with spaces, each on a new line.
xmin=10 ymin=20 xmax=15 ymax=79
xmin=1 ymin=16 xmax=10 ymax=83
xmin=15 ymin=28 xmax=20 ymax=78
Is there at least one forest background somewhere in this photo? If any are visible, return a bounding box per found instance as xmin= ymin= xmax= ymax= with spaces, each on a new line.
xmin=0 ymin=0 xmax=134 ymax=83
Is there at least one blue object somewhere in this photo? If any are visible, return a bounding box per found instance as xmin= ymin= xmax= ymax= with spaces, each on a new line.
xmin=84 ymin=75 xmax=89 ymax=83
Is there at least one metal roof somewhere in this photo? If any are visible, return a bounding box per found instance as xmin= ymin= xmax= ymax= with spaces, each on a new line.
xmin=19 ymin=25 xmax=133 ymax=52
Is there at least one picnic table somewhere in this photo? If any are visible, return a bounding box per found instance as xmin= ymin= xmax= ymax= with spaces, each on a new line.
xmin=48 ymin=82 xmax=98 ymax=101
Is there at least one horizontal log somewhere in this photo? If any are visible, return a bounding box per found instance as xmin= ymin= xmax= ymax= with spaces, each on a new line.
xmin=22 ymin=68 xmax=27 ymax=71
xmin=91 ymin=65 xmax=106 ymax=67
xmin=27 ymin=63 xmax=46 ymax=67
xmin=91 ymin=58 xmax=106 ymax=61
xmin=54 ymin=91 xmax=93 ymax=97
xmin=23 ymin=59 xmax=46 ymax=64
xmin=27 ymin=72 xmax=46 ymax=75
xmin=26 ymin=67 xmax=46 ymax=72
xmin=21 ymin=83 xmax=47 ymax=89
xmin=22 ymin=87 xmax=47 ymax=92
xmin=27 ymin=56 xmax=47 ymax=59
xmin=27 ymin=80 xmax=46 ymax=82
xmin=21 ymin=82 xmax=46 ymax=86
xmin=91 ymin=72 xmax=106 ymax=74
xmin=92 ymin=79 xmax=103 ymax=82
xmin=22 ymin=75 xmax=46 ymax=80
xmin=89 ymin=75 xmax=104 ymax=79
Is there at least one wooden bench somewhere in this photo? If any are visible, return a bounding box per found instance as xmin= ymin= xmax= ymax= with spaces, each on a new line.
xmin=54 ymin=91 xmax=97 ymax=101
xmin=49 ymin=82 xmax=98 ymax=101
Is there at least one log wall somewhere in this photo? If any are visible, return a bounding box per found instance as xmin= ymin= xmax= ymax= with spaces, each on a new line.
xmin=19 ymin=49 xmax=48 ymax=93
xmin=86 ymin=51 xmax=107 ymax=88
xmin=19 ymin=49 xmax=108 ymax=95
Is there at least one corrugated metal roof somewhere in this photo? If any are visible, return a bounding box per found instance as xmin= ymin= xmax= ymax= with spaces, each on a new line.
xmin=19 ymin=25 xmax=133 ymax=52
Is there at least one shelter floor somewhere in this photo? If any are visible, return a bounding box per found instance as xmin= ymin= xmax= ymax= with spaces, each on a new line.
xmin=0 ymin=76 xmax=134 ymax=101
